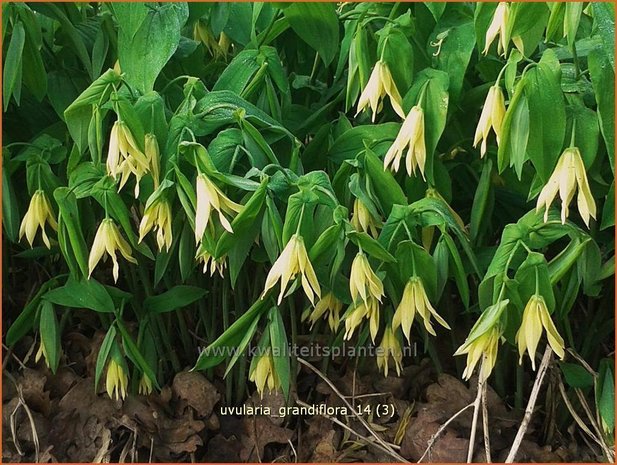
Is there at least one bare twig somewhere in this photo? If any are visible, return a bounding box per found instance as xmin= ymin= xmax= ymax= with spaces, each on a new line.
xmin=296 ymin=399 xmax=405 ymax=462
xmin=557 ymin=378 xmax=603 ymax=450
xmin=481 ymin=381 xmax=491 ymax=462
xmin=418 ymin=403 xmax=474 ymax=463
xmin=574 ymin=388 xmax=614 ymax=461
xmin=297 ymin=357 xmax=407 ymax=462
xmin=467 ymin=374 xmax=484 ymax=462
xmin=505 ymin=346 xmax=552 ymax=463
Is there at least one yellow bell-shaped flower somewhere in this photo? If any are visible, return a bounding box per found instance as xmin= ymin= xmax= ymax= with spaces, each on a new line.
xmin=473 ymin=85 xmax=506 ymax=157
xmin=516 ymin=295 xmax=565 ymax=369
xmin=261 ymin=234 xmax=321 ymax=305
xmin=249 ymin=351 xmax=280 ymax=397
xmin=392 ymin=277 xmax=450 ymax=343
xmin=195 ymin=173 xmax=242 ymax=243
xmin=105 ymin=358 xmax=129 ymax=401
xmin=536 ymin=147 xmax=596 ymax=227
xmin=138 ymin=197 xmax=173 ymax=252
xmin=351 ymin=198 xmax=381 ymax=239
xmin=383 ymin=106 xmax=427 ymax=179
xmin=483 ymin=3 xmax=510 ymax=57
xmin=455 ymin=324 xmax=502 ymax=382
xmin=19 ymin=190 xmax=58 ymax=248
xmin=376 ymin=325 xmax=403 ymax=377
xmin=304 ymin=292 xmax=343 ymax=333
xmin=356 ymin=61 xmax=405 ymax=122
xmin=88 ymin=218 xmax=138 ymax=283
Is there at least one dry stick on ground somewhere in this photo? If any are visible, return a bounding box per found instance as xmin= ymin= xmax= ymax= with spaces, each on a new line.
xmin=295 ymin=399 xmax=405 ymax=462
xmin=417 ymin=403 xmax=475 ymax=463
xmin=557 ymin=378 xmax=608 ymax=458
xmin=505 ymin=345 xmax=553 ymax=463
xmin=574 ymin=387 xmax=615 ymax=461
xmin=466 ymin=374 xmax=485 ymax=462
xmin=481 ymin=381 xmax=491 ymax=462
xmin=296 ymin=357 xmax=407 ymax=462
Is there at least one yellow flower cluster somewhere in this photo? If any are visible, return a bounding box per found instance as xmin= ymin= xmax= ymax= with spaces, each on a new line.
xmin=261 ymin=234 xmax=321 ymax=305
xmin=106 ymin=358 xmax=129 ymax=400
xmin=249 ymin=351 xmax=280 ymax=397
xmin=19 ymin=190 xmax=58 ymax=248
xmin=344 ymin=252 xmax=384 ymax=342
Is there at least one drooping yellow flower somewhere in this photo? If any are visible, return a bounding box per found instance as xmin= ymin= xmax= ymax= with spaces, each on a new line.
xmin=196 ymin=250 xmax=227 ymax=277
xmin=351 ymin=198 xmax=381 ymax=238
xmin=34 ymin=338 xmax=51 ymax=369
xmin=304 ymin=292 xmax=343 ymax=332
xmin=516 ymin=295 xmax=565 ymax=369
xmin=107 ymin=121 xmax=151 ymax=197
xmin=261 ymin=234 xmax=321 ymax=305
xmin=349 ymin=252 xmax=384 ymax=306
xmin=195 ymin=173 xmax=242 ymax=243
xmin=483 ymin=2 xmax=510 ymax=57
xmin=455 ymin=324 xmax=502 ymax=381
xmin=376 ymin=325 xmax=403 ymax=377
xmin=139 ymin=197 xmax=173 ymax=252
xmin=392 ymin=277 xmax=450 ymax=343
xmin=344 ymin=297 xmax=381 ymax=342
xmin=344 ymin=252 xmax=384 ymax=341
xmin=106 ymin=358 xmax=129 ymax=400
xmin=473 ymin=85 xmax=506 ymax=157
xmin=19 ymin=190 xmax=58 ymax=248
xmin=249 ymin=351 xmax=280 ymax=397
xmin=383 ymin=106 xmax=427 ymax=179
xmin=145 ymin=134 xmax=160 ymax=190
xmin=536 ymin=147 xmax=596 ymax=227
xmin=356 ymin=61 xmax=405 ymax=122
xmin=88 ymin=218 xmax=137 ymax=282
xmin=217 ymin=32 xmax=231 ymax=59
xmin=138 ymin=374 xmax=153 ymax=396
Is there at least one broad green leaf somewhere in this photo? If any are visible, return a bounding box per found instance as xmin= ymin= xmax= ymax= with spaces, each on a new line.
xmin=284 ymin=3 xmax=339 ymax=66
xmin=268 ymin=307 xmax=290 ymax=399
xmin=43 ymin=277 xmax=115 ymax=313
xmin=144 ymin=285 xmax=208 ymax=314
xmin=94 ymin=325 xmax=117 ymax=390
xmin=560 ymin=362 xmax=594 ymax=388
xmin=588 ymin=46 xmax=615 ymax=172
xmin=3 ymin=21 xmax=25 ymax=110
xmin=115 ymin=3 xmax=189 ymax=93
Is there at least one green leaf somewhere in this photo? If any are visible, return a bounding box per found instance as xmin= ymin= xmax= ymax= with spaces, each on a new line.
xmin=347 ymin=230 xmax=395 ymax=263
xmin=560 ymin=362 xmax=594 ymax=388
xmin=498 ymin=76 xmax=529 ymax=176
xmin=54 ymin=187 xmax=89 ymax=278
xmin=597 ymin=359 xmax=615 ymax=433
xmin=193 ymin=299 xmax=269 ymax=371
xmin=3 ymin=21 xmax=25 ymax=110
xmin=470 ymin=158 xmax=493 ymax=242
xmin=363 ymin=149 xmax=407 ymax=216
xmin=39 ymin=301 xmax=60 ymax=374
xmin=144 ymin=285 xmax=207 ymax=314
xmin=328 ymin=123 xmax=400 ymax=164
xmin=268 ymin=307 xmax=290 ymax=399
xmin=43 ymin=277 xmax=115 ymax=313
xmin=432 ymin=8 xmax=476 ymax=101
xmin=114 ymin=3 xmax=189 ymax=93
xmin=588 ymin=46 xmax=615 ymax=173
xmin=94 ymin=325 xmax=117 ymax=391
xmin=284 ymin=3 xmax=339 ymax=66
xmin=524 ymin=51 xmax=566 ymax=182
xmin=215 ymin=179 xmax=268 ymax=258
xmin=116 ymin=320 xmax=159 ymax=389
xmin=592 ymin=2 xmax=615 ymax=71
xmin=2 ymin=161 xmax=20 ymax=242
xmin=6 ymin=278 xmax=60 ymax=347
